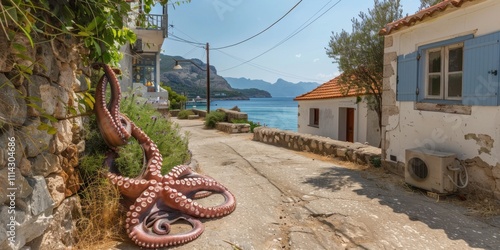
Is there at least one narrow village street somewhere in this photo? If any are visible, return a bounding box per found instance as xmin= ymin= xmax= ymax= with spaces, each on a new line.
xmin=164 ymin=118 xmax=500 ymax=250
xmin=111 ymin=118 xmax=500 ymax=250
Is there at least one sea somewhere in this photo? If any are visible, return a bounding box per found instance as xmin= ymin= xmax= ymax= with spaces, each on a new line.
xmin=187 ymin=97 xmax=298 ymax=132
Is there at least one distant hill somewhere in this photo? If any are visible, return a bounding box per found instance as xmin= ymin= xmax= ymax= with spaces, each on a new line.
xmin=159 ymin=54 xmax=270 ymax=99
xmin=225 ymin=77 xmax=320 ymax=97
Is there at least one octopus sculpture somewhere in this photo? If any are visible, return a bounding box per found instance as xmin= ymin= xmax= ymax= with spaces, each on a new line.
xmin=93 ymin=63 xmax=236 ymax=248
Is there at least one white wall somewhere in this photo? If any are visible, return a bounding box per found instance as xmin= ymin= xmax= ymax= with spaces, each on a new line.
xmin=297 ymin=97 xmax=380 ymax=146
xmin=119 ymin=44 xmax=134 ymax=91
xmin=386 ymin=0 xmax=500 ymax=165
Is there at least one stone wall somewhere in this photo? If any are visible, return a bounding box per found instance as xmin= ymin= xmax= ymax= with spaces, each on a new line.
xmin=216 ymin=108 xmax=248 ymax=122
xmin=192 ymin=109 xmax=207 ymax=118
xmin=0 ymin=32 xmax=85 ymax=249
xmin=253 ymin=127 xmax=381 ymax=166
xmin=216 ymin=122 xmax=250 ymax=134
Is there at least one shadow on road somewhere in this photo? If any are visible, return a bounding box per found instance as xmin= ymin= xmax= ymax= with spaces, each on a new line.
xmin=303 ymin=166 xmax=500 ymax=249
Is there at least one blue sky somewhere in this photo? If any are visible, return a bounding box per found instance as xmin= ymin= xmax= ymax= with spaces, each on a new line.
xmin=158 ymin=0 xmax=421 ymax=84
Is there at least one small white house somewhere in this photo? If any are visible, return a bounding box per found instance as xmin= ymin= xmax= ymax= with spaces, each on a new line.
xmin=294 ymin=76 xmax=380 ymax=146
xmin=380 ymin=0 xmax=500 ymax=198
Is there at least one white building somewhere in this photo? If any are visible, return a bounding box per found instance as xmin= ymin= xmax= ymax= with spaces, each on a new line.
xmin=380 ymin=0 xmax=500 ymax=198
xmin=294 ymin=76 xmax=380 ymax=147
xmin=119 ymin=1 xmax=169 ymax=104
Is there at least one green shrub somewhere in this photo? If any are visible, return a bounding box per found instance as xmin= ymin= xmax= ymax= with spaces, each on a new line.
xmin=370 ymin=156 xmax=382 ymax=168
xmin=177 ymin=110 xmax=195 ymax=119
xmin=205 ymin=111 xmax=226 ymax=128
xmin=231 ymin=119 xmax=261 ymax=132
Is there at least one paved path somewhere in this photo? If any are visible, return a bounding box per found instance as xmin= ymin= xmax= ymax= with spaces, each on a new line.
xmin=114 ymin=118 xmax=500 ymax=250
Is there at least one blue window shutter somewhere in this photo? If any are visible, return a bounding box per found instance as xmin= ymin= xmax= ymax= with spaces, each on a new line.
xmin=463 ymin=31 xmax=500 ymax=106
xmin=396 ymin=52 xmax=418 ymax=101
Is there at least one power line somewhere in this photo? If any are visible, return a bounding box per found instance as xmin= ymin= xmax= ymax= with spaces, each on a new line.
xmin=169 ymin=24 xmax=202 ymax=44
xmin=215 ymin=49 xmax=325 ymax=83
xmin=165 ymin=0 xmax=343 ymax=81
xmin=168 ymin=33 xmax=205 ymax=46
xmin=211 ymin=0 xmax=303 ymax=50
xmin=219 ymin=0 xmax=343 ymax=72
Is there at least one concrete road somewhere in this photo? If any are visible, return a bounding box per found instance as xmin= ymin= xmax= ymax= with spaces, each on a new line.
xmin=114 ymin=118 xmax=500 ymax=250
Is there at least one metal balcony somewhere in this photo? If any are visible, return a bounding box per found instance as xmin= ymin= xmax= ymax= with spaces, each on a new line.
xmin=136 ymin=14 xmax=168 ymax=38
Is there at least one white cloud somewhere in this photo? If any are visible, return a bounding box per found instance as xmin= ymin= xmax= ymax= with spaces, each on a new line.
xmin=295 ymin=53 xmax=302 ymax=58
xmin=316 ymin=72 xmax=338 ymax=80
xmin=313 ymin=58 xmax=320 ymax=63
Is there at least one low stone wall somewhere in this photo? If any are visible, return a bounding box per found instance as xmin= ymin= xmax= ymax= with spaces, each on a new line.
xmin=192 ymin=109 xmax=207 ymax=118
xmin=216 ymin=122 xmax=250 ymax=134
xmin=253 ymin=127 xmax=381 ymax=166
xmin=216 ymin=108 xmax=248 ymax=122
xmin=169 ymin=109 xmax=180 ymax=117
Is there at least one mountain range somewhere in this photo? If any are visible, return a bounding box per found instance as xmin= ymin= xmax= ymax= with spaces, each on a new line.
xmin=225 ymin=77 xmax=320 ymax=97
xmin=159 ymin=54 xmax=320 ymax=99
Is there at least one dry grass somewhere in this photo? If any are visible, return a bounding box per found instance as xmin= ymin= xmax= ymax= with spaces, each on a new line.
xmin=459 ymin=187 xmax=500 ymax=217
xmin=74 ymin=174 xmax=127 ymax=249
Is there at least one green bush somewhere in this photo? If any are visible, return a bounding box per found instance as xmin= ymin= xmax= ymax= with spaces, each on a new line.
xmin=231 ymin=119 xmax=261 ymax=133
xmin=177 ymin=110 xmax=195 ymax=119
xmin=205 ymin=111 xmax=226 ymax=128
xmin=370 ymin=156 xmax=382 ymax=168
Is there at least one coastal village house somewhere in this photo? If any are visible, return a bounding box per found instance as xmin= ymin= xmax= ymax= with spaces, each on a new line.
xmin=119 ymin=1 xmax=169 ymax=106
xmin=380 ymin=0 xmax=500 ymax=198
xmin=294 ymin=76 xmax=380 ymax=147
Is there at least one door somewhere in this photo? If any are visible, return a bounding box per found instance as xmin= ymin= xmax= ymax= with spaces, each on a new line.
xmin=346 ymin=108 xmax=355 ymax=142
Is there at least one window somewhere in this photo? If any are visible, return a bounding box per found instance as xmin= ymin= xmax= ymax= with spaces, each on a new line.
xmin=425 ymin=43 xmax=463 ymax=100
xmin=396 ymin=31 xmax=500 ymax=106
xmin=309 ymin=108 xmax=319 ymax=127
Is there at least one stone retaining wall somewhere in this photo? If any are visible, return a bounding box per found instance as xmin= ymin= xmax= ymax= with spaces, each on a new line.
xmin=253 ymin=127 xmax=381 ymax=166
xmin=216 ymin=122 xmax=250 ymax=134
xmin=192 ymin=109 xmax=207 ymax=118
xmin=216 ymin=108 xmax=248 ymax=122
xmin=0 ymin=32 xmax=85 ymax=249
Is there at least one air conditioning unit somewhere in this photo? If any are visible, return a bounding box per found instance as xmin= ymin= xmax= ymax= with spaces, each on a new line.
xmin=405 ymin=148 xmax=458 ymax=194
xmin=131 ymin=38 xmax=143 ymax=53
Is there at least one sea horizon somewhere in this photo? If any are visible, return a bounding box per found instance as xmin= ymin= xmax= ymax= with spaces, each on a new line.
xmin=187 ymin=97 xmax=298 ymax=132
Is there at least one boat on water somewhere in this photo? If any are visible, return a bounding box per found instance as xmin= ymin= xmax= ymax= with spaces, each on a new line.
xmin=186 ymin=96 xmax=207 ymax=106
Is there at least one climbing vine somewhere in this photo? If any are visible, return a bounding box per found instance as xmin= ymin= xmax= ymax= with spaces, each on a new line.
xmin=0 ymin=0 xmax=189 ymax=133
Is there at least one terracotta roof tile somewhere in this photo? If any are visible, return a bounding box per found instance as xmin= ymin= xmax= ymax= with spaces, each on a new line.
xmin=379 ymin=0 xmax=478 ymax=35
xmin=294 ymin=76 xmax=363 ymax=101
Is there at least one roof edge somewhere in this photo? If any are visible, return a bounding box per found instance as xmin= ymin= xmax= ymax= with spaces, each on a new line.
xmin=379 ymin=0 xmax=479 ymax=36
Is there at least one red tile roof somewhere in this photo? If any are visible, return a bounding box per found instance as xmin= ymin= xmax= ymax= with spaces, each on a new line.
xmin=379 ymin=0 xmax=478 ymax=35
xmin=294 ymin=76 xmax=364 ymax=101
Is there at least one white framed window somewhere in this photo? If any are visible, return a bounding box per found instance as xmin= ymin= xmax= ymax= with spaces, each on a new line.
xmin=425 ymin=43 xmax=464 ymax=100
xmin=397 ymin=31 xmax=500 ymax=106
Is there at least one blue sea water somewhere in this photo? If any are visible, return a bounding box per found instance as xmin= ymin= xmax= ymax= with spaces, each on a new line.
xmin=188 ymin=97 xmax=298 ymax=132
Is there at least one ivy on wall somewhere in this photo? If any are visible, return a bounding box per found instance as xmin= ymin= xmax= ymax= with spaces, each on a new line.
xmin=0 ymin=0 xmax=189 ymax=132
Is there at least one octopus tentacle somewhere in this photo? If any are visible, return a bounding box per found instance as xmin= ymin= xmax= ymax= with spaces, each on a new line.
xmin=165 ymin=177 xmax=236 ymax=218
xmin=127 ymin=186 xmax=204 ymax=248
xmin=131 ymin=126 xmax=163 ymax=180
xmin=107 ymin=173 xmax=152 ymax=199
xmin=93 ymin=63 xmax=132 ymax=148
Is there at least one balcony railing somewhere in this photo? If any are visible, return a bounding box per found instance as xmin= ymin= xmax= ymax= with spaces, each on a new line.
xmin=136 ymin=14 xmax=168 ymax=37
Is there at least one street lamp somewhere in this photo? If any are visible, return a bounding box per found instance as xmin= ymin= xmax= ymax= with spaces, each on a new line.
xmin=172 ymin=43 xmax=211 ymax=113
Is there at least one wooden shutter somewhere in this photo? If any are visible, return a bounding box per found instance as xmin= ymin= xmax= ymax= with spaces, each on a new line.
xmin=463 ymin=31 xmax=500 ymax=106
xmin=396 ymin=52 xmax=418 ymax=101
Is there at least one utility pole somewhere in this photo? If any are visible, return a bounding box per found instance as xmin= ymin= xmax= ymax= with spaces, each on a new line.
xmin=206 ymin=42 xmax=210 ymax=113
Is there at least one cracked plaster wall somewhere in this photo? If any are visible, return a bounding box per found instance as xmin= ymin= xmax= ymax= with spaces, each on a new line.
xmin=381 ymin=0 xmax=500 ymax=199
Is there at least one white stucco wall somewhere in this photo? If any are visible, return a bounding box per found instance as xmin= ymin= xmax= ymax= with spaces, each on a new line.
xmin=297 ymin=97 xmax=380 ymax=146
xmin=384 ymin=0 xmax=500 ymax=197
